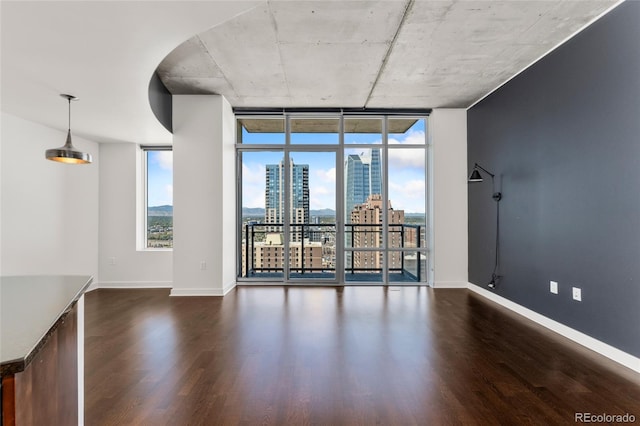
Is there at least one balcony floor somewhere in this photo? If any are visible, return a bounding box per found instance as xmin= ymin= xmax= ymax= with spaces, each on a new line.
xmin=244 ymin=271 xmax=422 ymax=283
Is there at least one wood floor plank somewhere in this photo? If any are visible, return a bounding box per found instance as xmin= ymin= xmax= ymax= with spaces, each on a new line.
xmin=85 ymin=287 xmax=640 ymax=425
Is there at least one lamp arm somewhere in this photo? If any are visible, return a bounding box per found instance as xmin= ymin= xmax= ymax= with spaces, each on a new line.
xmin=473 ymin=163 xmax=501 ymax=201
xmin=473 ymin=163 xmax=495 ymax=179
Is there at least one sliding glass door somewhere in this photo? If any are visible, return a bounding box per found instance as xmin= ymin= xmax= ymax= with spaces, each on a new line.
xmin=286 ymin=151 xmax=336 ymax=281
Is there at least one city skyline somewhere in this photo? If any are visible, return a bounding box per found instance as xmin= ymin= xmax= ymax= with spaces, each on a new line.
xmin=241 ymin=119 xmax=426 ymax=214
xmin=148 ymin=119 xmax=426 ymax=214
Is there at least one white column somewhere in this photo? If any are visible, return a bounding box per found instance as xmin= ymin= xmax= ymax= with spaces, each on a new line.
xmin=171 ymin=95 xmax=236 ymax=296
xmin=430 ymin=109 xmax=469 ymax=288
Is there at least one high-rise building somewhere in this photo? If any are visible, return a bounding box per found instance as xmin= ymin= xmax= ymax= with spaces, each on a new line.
xmin=344 ymin=149 xmax=381 ymax=220
xmin=350 ymin=194 xmax=405 ymax=271
xmin=241 ymin=234 xmax=323 ymax=277
xmin=265 ymin=159 xmax=309 ymax=241
xmin=253 ymin=234 xmax=323 ymax=274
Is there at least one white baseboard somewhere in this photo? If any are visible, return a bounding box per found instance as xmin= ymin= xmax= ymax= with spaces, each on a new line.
xmin=86 ymin=281 xmax=100 ymax=292
xmin=468 ymin=282 xmax=640 ymax=373
xmin=434 ymin=280 xmax=468 ymax=288
xmin=97 ymin=281 xmax=173 ymax=289
xmin=170 ymin=281 xmax=236 ymax=297
xmin=222 ymin=280 xmax=237 ymax=295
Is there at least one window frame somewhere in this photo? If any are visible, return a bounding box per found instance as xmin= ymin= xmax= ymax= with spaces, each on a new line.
xmin=138 ymin=145 xmax=173 ymax=251
xmin=236 ymin=114 xmax=432 ymax=285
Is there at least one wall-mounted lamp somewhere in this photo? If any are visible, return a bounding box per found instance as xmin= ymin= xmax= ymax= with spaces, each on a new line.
xmin=468 ymin=163 xmax=502 ymax=201
xmin=468 ymin=163 xmax=502 ymax=289
xmin=45 ymin=94 xmax=92 ymax=164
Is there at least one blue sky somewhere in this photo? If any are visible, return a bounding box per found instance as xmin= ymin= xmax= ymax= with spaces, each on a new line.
xmin=147 ymin=151 xmax=173 ymax=207
xmin=147 ymin=119 xmax=427 ymax=214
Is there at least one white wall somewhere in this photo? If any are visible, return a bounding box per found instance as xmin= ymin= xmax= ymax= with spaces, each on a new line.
xmin=431 ymin=109 xmax=469 ymax=288
xmin=1 ymin=112 xmax=99 ymax=283
xmin=172 ymin=95 xmax=236 ymax=296
xmin=98 ymin=143 xmax=172 ymax=287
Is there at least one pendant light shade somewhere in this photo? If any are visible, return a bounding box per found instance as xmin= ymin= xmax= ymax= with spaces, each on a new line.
xmin=45 ymin=94 xmax=92 ymax=164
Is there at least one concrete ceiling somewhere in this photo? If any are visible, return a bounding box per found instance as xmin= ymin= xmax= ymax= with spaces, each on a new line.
xmin=158 ymin=0 xmax=618 ymax=109
xmin=0 ymin=1 xmax=620 ymax=145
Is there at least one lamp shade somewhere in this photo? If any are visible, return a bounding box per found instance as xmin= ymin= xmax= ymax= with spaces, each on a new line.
xmin=45 ymin=130 xmax=92 ymax=164
xmin=45 ymin=94 xmax=92 ymax=164
xmin=468 ymin=169 xmax=483 ymax=182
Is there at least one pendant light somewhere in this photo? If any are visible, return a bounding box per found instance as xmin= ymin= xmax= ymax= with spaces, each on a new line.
xmin=45 ymin=94 xmax=92 ymax=164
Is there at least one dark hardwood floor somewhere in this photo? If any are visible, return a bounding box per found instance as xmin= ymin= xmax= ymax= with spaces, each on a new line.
xmin=85 ymin=287 xmax=640 ymax=425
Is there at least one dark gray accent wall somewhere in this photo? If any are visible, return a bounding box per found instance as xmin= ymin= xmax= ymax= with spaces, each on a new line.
xmin=468 ymin=2 xmax=640 ymax=357
xmin=148 ymin=72 xmax=172 ymax=133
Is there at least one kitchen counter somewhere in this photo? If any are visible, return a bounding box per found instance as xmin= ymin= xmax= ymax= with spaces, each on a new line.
xmin=1 ymin=275 xmax=92 ymax=425
xmin=1 ymin=275 xmax=92 ymax=375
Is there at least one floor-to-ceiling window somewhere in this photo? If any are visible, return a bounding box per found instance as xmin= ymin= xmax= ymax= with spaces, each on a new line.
xmin=237 ymin=113 xmax=429 ymax=285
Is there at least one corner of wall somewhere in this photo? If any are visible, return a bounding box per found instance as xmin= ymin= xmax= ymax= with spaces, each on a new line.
xmin=172 ymin=95 xmax=235 ymax=295
xmin=430 ymin=109 xmax=468 ymax=287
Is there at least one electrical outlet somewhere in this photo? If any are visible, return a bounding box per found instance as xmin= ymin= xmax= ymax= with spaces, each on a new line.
xmin=200 ymin=261 xmax=207 ymax=270
xmin=550 ymin=281 xmax=558 ymax=294
xmin=572 ymin=287 xmax=582 ymax=301
xmin=109 ymin=257 xmax=116 ymax=266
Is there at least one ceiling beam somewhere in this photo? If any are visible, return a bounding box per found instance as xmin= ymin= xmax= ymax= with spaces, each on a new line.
xmin=363 ymin=0 xmax=415 ymax=109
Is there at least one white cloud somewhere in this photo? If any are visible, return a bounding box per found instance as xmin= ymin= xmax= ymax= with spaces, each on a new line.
xmin=156 ymin=151 xmax=173 ymax=171
xmin=389 ymin=179 xmax=425 ymax=213
xmin=310 ymin=188 xmax=335 ymax=210
xmin=388 ymin=148 xmax=425 ymax=169
xmin=243 ymin=185 xmax=265 ymax=209
xmin=389 ymin=129 xmax=425 ymax=146
xmin=242 ymin=162 xmax=265 ymax=184
xmin=310 ymin=167 xmax=336 ymax=210
xmin=250 ymin=191 xmax=265 ymax=210
xmin=314 ymin=186 xmax=329 ymax=195
xmin=242 ymin=183 xmax=265 ymax=209
xmin=315 ymin=167 xmax=336 ymax=183
xmin=241 ymin=162 xmax=267 ymax=208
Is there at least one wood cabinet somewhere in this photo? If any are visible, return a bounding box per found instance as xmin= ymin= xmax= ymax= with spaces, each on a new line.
xmin=2 ymin=302 xmax=79 ymax=425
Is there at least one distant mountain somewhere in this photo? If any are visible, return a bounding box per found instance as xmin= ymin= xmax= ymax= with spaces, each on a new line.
xmin=148 ymin=205 xmax=173 ymax=216
xmin=242 ymin=207 xmax=265 ymax=216
xmin=311 ymin=208 xmax=336 ymax=216
xmin=243 ymin=207 xmax=337 ymax=217
xmin=150 ymin=205 xmax=414 ymax=218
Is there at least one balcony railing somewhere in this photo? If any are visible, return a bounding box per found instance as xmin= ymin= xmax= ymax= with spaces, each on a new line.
xmin=242 ymin=222 xmax=426 ymax=282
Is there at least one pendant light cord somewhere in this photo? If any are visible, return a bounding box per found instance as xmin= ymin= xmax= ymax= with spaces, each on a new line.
xmin=68 ymin=97 xmax=71 ymax=131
